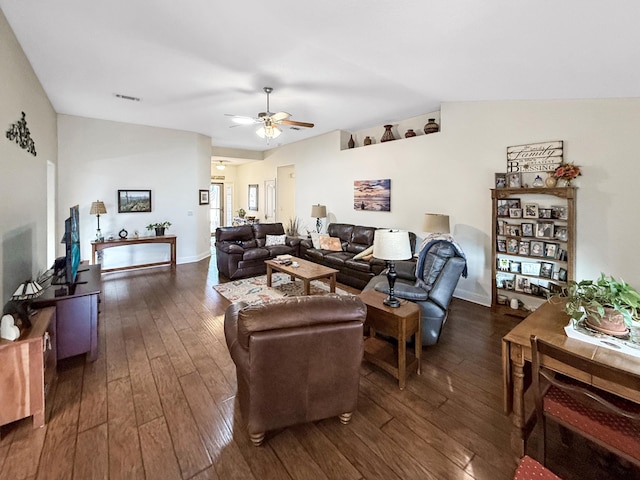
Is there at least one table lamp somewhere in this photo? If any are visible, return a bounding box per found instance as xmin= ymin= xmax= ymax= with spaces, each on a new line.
xmin=90 ymin=200 xmax=107 ymax=241
xmin=373 ymin=229 xmax=412 ymax=307
xmin=311 ymin=204 xmax=327 ymax=233
xmin=423 ymin=213 xmax=450 ymax=235
xmin=10 ymin=280 xmax=44 ymax=328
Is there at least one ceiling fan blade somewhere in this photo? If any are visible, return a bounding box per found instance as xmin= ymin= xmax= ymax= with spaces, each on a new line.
xmin=225 ymin=114 xmax=260 ymax=125
xmin=270 ymin=111 xmax=291 ymax=122
xmin=279 ymin=119 xmax=315 ymax=128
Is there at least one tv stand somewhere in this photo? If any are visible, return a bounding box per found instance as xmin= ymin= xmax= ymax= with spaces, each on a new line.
xmin=33 ymin=264 xmax=101 ymax=362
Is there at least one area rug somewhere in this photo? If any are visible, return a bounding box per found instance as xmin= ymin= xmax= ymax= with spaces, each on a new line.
xmin=213 ymin=273 xmax=352 ymax=305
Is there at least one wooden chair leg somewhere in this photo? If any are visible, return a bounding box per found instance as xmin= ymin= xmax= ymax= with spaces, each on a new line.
xmin=250 ymin=432 xmax=265 ymax=447
xmin=339 ymin=412 xmax=353 ymax=425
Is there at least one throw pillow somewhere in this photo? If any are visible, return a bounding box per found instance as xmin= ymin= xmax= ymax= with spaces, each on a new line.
xmin=320 ymin=236 xmax=342 ymax=251
xmin=265 ymin=234 xmax=286 ymax=246
xmin=310 ymin=232 xmax=328 ymax=249
xmin=353 ymin=245 xmax=374 ymax=260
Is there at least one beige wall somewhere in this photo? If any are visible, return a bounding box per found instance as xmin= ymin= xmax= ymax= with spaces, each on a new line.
xmin=0 ymin=9 xmax=57 ymax=302
xmin=235 ymin=98 xmax=640 ymax=308
xmin=58 ymin=115 xmax=212 ymax=267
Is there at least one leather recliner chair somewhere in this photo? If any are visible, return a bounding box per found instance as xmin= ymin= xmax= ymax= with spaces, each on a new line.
xmin=363 ymin=240 xmax=467 ymax=346
xmin=224 ymin=294 xmax=367 ymax=446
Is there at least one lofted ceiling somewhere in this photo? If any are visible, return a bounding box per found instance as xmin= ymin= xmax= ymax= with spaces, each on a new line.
xmin=2 ymin=1 xmax=640 ymax=153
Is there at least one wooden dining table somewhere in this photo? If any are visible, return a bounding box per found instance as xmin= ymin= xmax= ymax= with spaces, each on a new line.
xmin=502 ymin=298 xmax=640 ymax=457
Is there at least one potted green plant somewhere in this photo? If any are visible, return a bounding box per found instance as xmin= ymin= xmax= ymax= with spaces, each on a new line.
xmin=146 ymin=221 xmax=172 ymax=236
xmin=237 ymin=208 xmax=246 ymax=219
xmin=561 ymin=274 xmax=640 ymax=335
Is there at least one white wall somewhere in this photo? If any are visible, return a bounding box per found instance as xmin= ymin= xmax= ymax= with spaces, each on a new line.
xmin=0 ymin=9 xmax=57 ymax=303
xmin=236 ymin=98 xmax=640 ymax=307
xmin=58 ymin=115 xmax=212 ymax=268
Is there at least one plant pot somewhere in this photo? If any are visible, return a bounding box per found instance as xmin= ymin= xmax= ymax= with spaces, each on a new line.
xmin=155 ymin=227 xmax=165 ymax=236
xmin=584 ymin=308 xmax=628 ymax=336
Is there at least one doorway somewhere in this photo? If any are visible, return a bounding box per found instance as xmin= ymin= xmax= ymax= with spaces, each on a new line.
xmin=210 ymin=183 xmax=223 ymax=235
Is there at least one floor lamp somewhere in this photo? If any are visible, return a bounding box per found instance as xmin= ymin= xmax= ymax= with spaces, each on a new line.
xmin=373 ymin=229 xmax=412 ymax=307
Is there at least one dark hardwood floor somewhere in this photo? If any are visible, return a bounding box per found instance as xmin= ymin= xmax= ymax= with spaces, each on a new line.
xmin=1 ymin=257 xmax=637 ymax=479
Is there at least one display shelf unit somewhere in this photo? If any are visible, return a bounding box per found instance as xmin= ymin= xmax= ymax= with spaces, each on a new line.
xmin=491 ymin=187 xmax=576 ymax=318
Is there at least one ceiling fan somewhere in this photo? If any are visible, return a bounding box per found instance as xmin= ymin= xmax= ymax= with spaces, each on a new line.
xmin=226 ymin=87 xmax=314 ymax=141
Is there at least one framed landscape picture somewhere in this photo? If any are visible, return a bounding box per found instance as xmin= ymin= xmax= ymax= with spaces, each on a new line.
xmin=248 ymin=184 xmax=259 ymax=210
xmin=118 ymin=190 xmax=151 ymax=213
xmin=354 ymin=179 xmax=391 ymax=211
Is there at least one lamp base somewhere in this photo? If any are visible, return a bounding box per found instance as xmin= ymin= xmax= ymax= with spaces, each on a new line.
xmin=383 ymin=296 xmax=401 ymax=308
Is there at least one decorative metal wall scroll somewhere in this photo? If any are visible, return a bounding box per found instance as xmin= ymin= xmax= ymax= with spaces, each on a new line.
xmin=6 ymin=112 xmax=37 ymax=156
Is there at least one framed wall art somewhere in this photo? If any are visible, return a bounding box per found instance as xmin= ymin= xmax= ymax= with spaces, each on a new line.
xmin=248 ymin=184 xmax=259 ymax=211
xmin=199 ymin=189 xmax=209 ymax=205
xmin=354 ymin=179 xmax=391 ymax=211
xmin=118 ymin=189 xmax=151 ymax=213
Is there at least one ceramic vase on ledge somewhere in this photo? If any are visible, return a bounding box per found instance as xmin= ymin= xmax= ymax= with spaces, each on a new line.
xmin=423 ymin=118 xmax=439 ymax=134
xmin=381 ymin=125 xmax=395 ymax=142
xmin=545 ymin=172 xmax=557 ymax=188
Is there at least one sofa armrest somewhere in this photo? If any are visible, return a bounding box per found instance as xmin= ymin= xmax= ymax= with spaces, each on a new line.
xmin=217 ymin=243 xmax=244 ymax=254
xmin=285 ymin=236 xmax=301 ymax=247
xmin=300 ymin=239 xmax=313 ymax=249
xmin=374 ymin=281 xmax=429 ymax=301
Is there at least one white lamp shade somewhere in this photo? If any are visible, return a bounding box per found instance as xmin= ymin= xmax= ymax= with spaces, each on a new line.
xmin=311 ymin=205 xmax=327 ymax=218
xmin=373 ymin=230 xmax=412 ymax=260
xmin=424 ymin=213 xmax=450 ymax=234
xmin=90 ymin=201 xmax=107 ymax=215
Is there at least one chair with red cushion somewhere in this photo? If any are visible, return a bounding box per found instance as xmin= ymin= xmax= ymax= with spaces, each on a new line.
xmin=513 ymin=455 xmax=562 ymax=479
xmin=530 ymin=335 xmax=640 ymax=468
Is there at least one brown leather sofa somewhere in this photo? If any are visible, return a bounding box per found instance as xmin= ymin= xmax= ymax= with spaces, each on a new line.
xmin=215 ymin=223 xmax=301 ymax=279
xmin=299 ymin=223 xmax=416 ymax=289
xmin=224 ymin=295 xmax=366 ymax=446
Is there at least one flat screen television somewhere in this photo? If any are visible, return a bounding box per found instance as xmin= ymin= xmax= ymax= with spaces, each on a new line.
xmin=53 ymin=205 xmax=82 ymax=290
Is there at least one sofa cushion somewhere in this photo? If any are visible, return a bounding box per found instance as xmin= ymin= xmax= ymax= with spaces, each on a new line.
xmin=310 ymin=232 xmax=328 ymax=249
xmin=265 ymin=234 xmax=286 ymax=246
xmin=253 ymin=223 xmax=286 ymax=247
xmin=374 ymin=280 xmax=429 ymax=301
xmin=327 ymin=223 xmax=354 ymax=243
xmin=217 ymin=225 xmax=254 ymax=242
xmin=345 ymin=258 xmax=373 ymax=273
xmin=243 ymin=248 xmax=270 ymax=261
xmin=323 ymin=252 xmax=353 ymax=268
xmin=320 ymin=236 xmax=342 ymax=251
xmin=347 ymin=226 xmax=376 ymax=254
xmin=266 ymin=245 xmax=294 ymax=256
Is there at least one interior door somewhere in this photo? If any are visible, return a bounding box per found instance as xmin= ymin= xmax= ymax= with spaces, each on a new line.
xmin=264 ymin=179 xmax=276 ymax=223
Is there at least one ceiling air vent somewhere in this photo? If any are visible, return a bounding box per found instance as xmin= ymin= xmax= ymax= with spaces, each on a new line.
xmin=114 ymin=93 xmax=141 ymax=102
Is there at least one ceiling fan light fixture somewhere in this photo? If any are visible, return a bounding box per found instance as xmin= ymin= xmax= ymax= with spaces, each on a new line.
xmin=216 ymin=161 xmax=226 ymax=170
xmin=256 ymin=124 xmax=282 ymax=139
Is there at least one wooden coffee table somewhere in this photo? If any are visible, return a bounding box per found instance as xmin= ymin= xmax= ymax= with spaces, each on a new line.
xmin=265 ymin=257 xmax=338 ymax=295
xmin=359 ymin=289 xmax=421 ymax=390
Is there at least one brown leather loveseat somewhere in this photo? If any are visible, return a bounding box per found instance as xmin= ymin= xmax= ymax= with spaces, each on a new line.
xmin=215 ymin=222 xmax=301 ymax=279
xmin=224 ymin=295 xmax=366 ymax=446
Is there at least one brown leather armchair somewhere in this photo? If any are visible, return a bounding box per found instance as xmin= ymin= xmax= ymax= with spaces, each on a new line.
xmin=224 ymin=294 xmax=367 ymax=446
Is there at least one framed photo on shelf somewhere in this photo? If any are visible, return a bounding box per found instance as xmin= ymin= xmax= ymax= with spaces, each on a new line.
xmin=538 ymin=208 xmax=553 ymax=219
xmin=544 ymin=242 xmax=559 ymax=258
xmin=530 ymin=240 xmax=545 ymax=257
xmin=540 ymin=262 xmax=554 ymax=279
xmin=497 ymin=239 xmax=507 ymax=252
xmin=496 ymin=272 xmax=515 ymax=289
xmin=521 ymin=222 xmax=534 ymax=237
xmin=495 ymin=173 xmax=507 ymax=188
xmin=506 ymin=172 xmax=522 ymax=188
xmin=498 ymin=258 xmax=511 ymax=271
xmin=535 ymin=221 xmax=555 ymax=239
xmin=507 ymin=238 xmax=519 ymax=254
xmin=558 ymin=267 xmax=568 ymax=282
xmin=552 ymin=205 xmax=568 ymax=220
xmin=497 ymin=220 xmax=506 ymax=235
xmin=497 ymin=198 xmax=521 ymax=217
xmin=199 ymin=189 xmax=209 ymax=205
xmin=518 ymin=240 xmax=530 ymax=255
xmin=509 ymin=208 xmax=523 ymax=218
xmin=510 ymin=261 xmax=521 ymax=273
xmin=521 ymin=262 xmax=541 ymax=276
xmin=554 ymin=226 xmax=568 ymax=241
xmin=514 ymin=275 xmax=530 ymax=292
xmin=507 ymin=224 xmax=521 ymax=236
xmin=523 ymin=203 xmax=539 ymax=219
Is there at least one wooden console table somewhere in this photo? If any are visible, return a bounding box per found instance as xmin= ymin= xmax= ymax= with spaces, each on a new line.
xmin=502 ymin=298 xmax=640 ymax=457
xmin=91 ymin=235 xmax=176 ymax=273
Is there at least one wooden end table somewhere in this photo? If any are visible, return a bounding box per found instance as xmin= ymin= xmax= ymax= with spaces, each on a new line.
xmin=264 ymin=257 xmax=338 ymax=295
xmin=359 ymin=289 xmax=421 ymax=389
